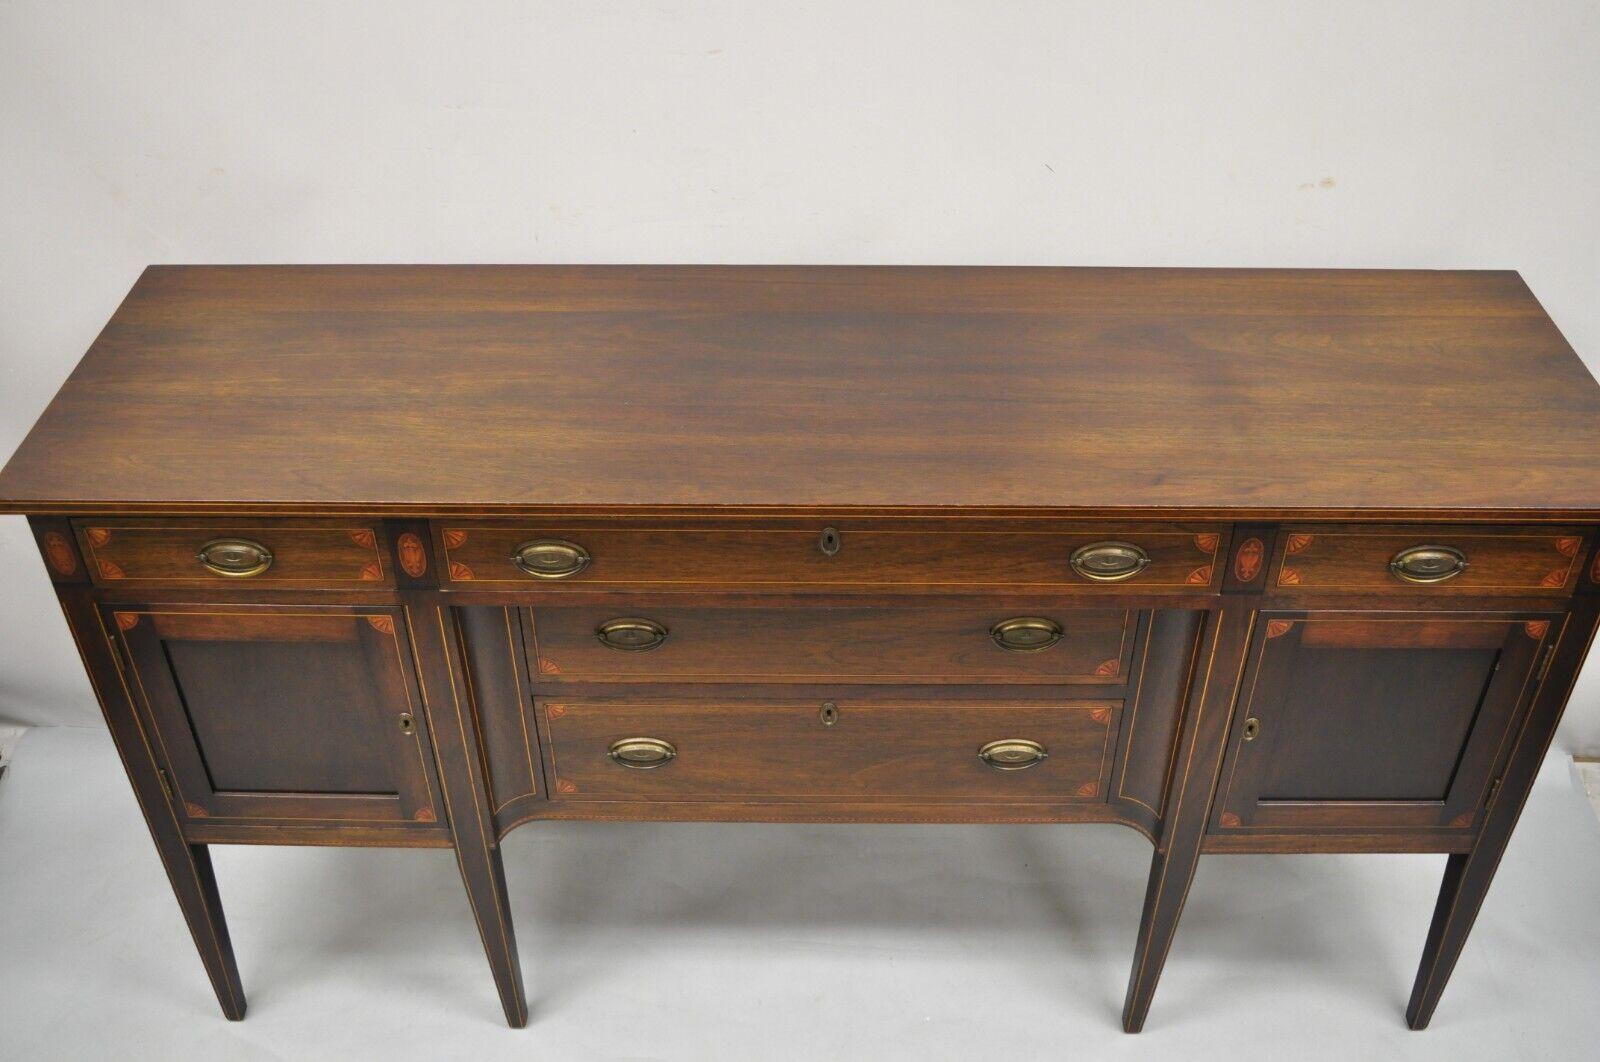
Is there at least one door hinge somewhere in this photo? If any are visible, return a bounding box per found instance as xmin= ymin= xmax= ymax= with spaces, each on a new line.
xmin=155 ymin=767 xmax=174 ymax=801
xmin=1485 ymin=777 xmax=1500 ymax=807
xmin=1537 ymin=643 xmax=1558 ymax=683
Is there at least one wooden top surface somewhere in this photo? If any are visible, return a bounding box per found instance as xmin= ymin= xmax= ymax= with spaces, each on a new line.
xmin=4 ymin=265 xmax=1600 ymax=519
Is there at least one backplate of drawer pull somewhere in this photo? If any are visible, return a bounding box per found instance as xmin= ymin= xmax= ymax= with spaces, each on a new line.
xmin=197 ymin=538 xmax=274 ymax=578
xmin=595 ymin=617 xmax=669 ymax=651
xmin=511 ymin=538 xmax=591 ymax=579
xmin=1070 ymin=541 xmax=1151 ymax=582
xmin=990 ymin=616 xmax=1064 ymax=652
xmin=1389 ymin=544 xmax=1469 ymax=584
xmin=608 ymin=737 xmax=677 ymax=769
xmin=978 ymin=738 xmax=1049 ymax=770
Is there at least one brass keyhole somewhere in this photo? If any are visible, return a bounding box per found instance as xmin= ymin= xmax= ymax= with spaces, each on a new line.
xmin=819 ymin=527 xmax=841 ymax=556
xmin=399 ymin=712 xmax=416 ymax=735
xmin=1241 ymin=717 xmax=1260 ymax=742
xmin=820 ymin=701 xmax=839 ymax=727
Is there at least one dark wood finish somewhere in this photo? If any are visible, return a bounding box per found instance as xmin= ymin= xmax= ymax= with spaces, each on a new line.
xmin=1123 ymin=604 xmax=1257 ymax=1033
xmin=1211 ymin=612 xmax=1554 ymax=833
xmin=454 ymin=606 xmax=542 ymax=818
xmin=440 ymin=521 xmax=1224 ymax=591
xmin=109 ymin=603 xmax=444 ymax=827
xmin=74 ymin=519 xmax=392 ymax=587
xmin=527 ymin=604 xmax=1134 ymax=683
xmin=539 ymin=698 xmax=1119 ymax=803
xmin=1111 ymin=610 xmax=1204 ymax=820
xmin=48 ymin=574 xmax=246 ymax=1020
xmin=5 ymin=268 xmax=1599 ymax=1034
xmin=405 ymin=599 xmax=528 ymax=1028
xmin=1269 ymin=525 xmax=1588 ymax=594
xmin=1407 ymin=597 xmax=1600 ymax=1028
xmin=3 ymin=267 xmax=1600 ymax=519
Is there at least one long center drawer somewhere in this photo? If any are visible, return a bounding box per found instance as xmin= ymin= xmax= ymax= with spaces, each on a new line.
xmin=540 ymin=699 xmax=1121 ymax=802
xmin=526 ymin=605 xmax=1135 ymax=683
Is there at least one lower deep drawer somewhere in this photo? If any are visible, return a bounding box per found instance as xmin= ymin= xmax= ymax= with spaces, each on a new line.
xmin=540 ymin=699 xmax=1121 ymax=802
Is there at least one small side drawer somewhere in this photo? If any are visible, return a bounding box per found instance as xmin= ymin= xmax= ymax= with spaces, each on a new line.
xmin=541 ymin=699 xmax=1121 ymax=803
xmin=1269 ymin=526 xmax=1589 ymax=594
xmin=437 ymin=520 xmax=1225 ymax=592
xmin=74 ymin=519 xmax=393 ymax=588
xmin=527 ymin=605 xmax=1136 ymax=683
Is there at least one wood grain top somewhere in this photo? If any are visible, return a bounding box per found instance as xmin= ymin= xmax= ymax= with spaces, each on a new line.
xmin=4 ymin=265 xmax=1600 ymax=518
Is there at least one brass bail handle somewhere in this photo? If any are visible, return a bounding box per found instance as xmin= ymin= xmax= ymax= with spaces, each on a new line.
xmin=1389 ymin=544 xmax=1468 ymax=584
xmin=511 ymin=539 xmax=591 ymax=579
xmin=609 ymin=737 xmax=676 ymax=769
xmin=991 ymin=616 xmax=1063 ymax=652
xmin=979 ymin=738 xmax=1048 ymax=771
xmin=197 ymin=538 xmax=274 ymax=578
xmin=1070 ymin=541 xmax=1151 ymax=583
xmin=596 ymin=617 xmax=669 ymax=652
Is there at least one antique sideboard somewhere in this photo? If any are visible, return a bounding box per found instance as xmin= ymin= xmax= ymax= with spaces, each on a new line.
xmin=3 ymin=266 xmax=1599 ymax=1032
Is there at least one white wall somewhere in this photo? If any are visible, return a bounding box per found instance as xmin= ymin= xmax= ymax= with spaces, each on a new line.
xmin=3 ymin=0 xmax=1598 ymax=748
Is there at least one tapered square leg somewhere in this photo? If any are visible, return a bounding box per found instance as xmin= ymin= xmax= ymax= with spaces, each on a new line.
xmin=408 ymin=600 xmax=528 ymax=1027
xmin=54 ymin=585 xmax=247 ymax=1019
xmin=1406 ymin=852 xmax=1474 ymax=1029
xmin=1122 ymin=605 xmax=1256 ymax=1033
xmin=1123 ymin=842 xmax=1203 ymax=1032
xmin=1407 ymin=599 xmax=1598 ymax=1030
xmin=449 ymin=840 xmax=527 ymax=1027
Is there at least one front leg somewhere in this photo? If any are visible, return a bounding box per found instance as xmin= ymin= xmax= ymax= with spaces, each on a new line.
xmin=407 ymin=600 xmax=528 ymax=1028
xmin=56 ymin=585 xmax=247 ymax=1019
xmin=1407 ymin=599 xmax=1599 ymax=1029
xmin=1123 ymin=605 xmax=1255 ymax=1032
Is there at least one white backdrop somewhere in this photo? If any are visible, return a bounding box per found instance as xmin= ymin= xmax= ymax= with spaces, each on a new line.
xmin=2 ymin=1 xmax=1597 ymax=750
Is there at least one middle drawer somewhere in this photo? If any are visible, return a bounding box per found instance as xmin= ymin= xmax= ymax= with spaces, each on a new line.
xmin=526 ymin=605 xmax=1135 ymax=684
xmin=540 ymin=699 xmax=1121 ymax=802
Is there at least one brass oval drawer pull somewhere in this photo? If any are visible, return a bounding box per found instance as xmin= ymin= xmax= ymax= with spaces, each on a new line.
xmin=609 ymin=737 xmax=677 ymax=769
xmin=1070 ymin=541 xmax=1151 ymax=582
xmin=197 ymin=538 xmax=274 ymax=578
xmin=596 ymin=617 xmax=668 ymax=652
xmin=990 ymin=616 xmax=1064 ymax=652
xmin=511 ymin=539 xmax=591 ymax=579
xmin=1389 ymin=544 xmax=1468 ymax=584
xmin=978 ymin=738 xmax=1048 ymax=771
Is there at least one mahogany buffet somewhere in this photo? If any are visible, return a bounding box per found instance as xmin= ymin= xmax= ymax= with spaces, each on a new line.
xmin=4 ymin=266 xmax=1600 ymax=1033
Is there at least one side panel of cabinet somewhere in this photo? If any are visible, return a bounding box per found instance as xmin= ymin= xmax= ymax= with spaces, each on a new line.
xmin=109 ymin=603 xmax=443 ymax=828
xmin=1212 ymin=611 xmax=1556 ymax=834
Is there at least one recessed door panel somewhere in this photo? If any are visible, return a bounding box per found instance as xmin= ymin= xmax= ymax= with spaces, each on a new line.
xmin=1213 ymin=613 xmax=1555 ymax=833
xmin=109 ymin=604 xmax=441 ymax=827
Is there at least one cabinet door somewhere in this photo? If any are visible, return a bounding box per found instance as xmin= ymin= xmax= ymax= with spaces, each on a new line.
xmin=1213 ymin=612 xmax=1556 ymax=833
xmin=109 ymin=604 xmax=441 ymax=827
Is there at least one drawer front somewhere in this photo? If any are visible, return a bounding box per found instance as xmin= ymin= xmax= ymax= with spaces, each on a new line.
xmin=439 ymin=522 xmax=1224 ymax=591
xmin=542 ymin=699 xmax=1121 ymax=802
xmin=528 ymin=605 xmax=1136 ymax=683
xmin=1269 ymin=525 xmax=1588 ymax=594
xmin=76 ymin=520 xmax=392 ymax=588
